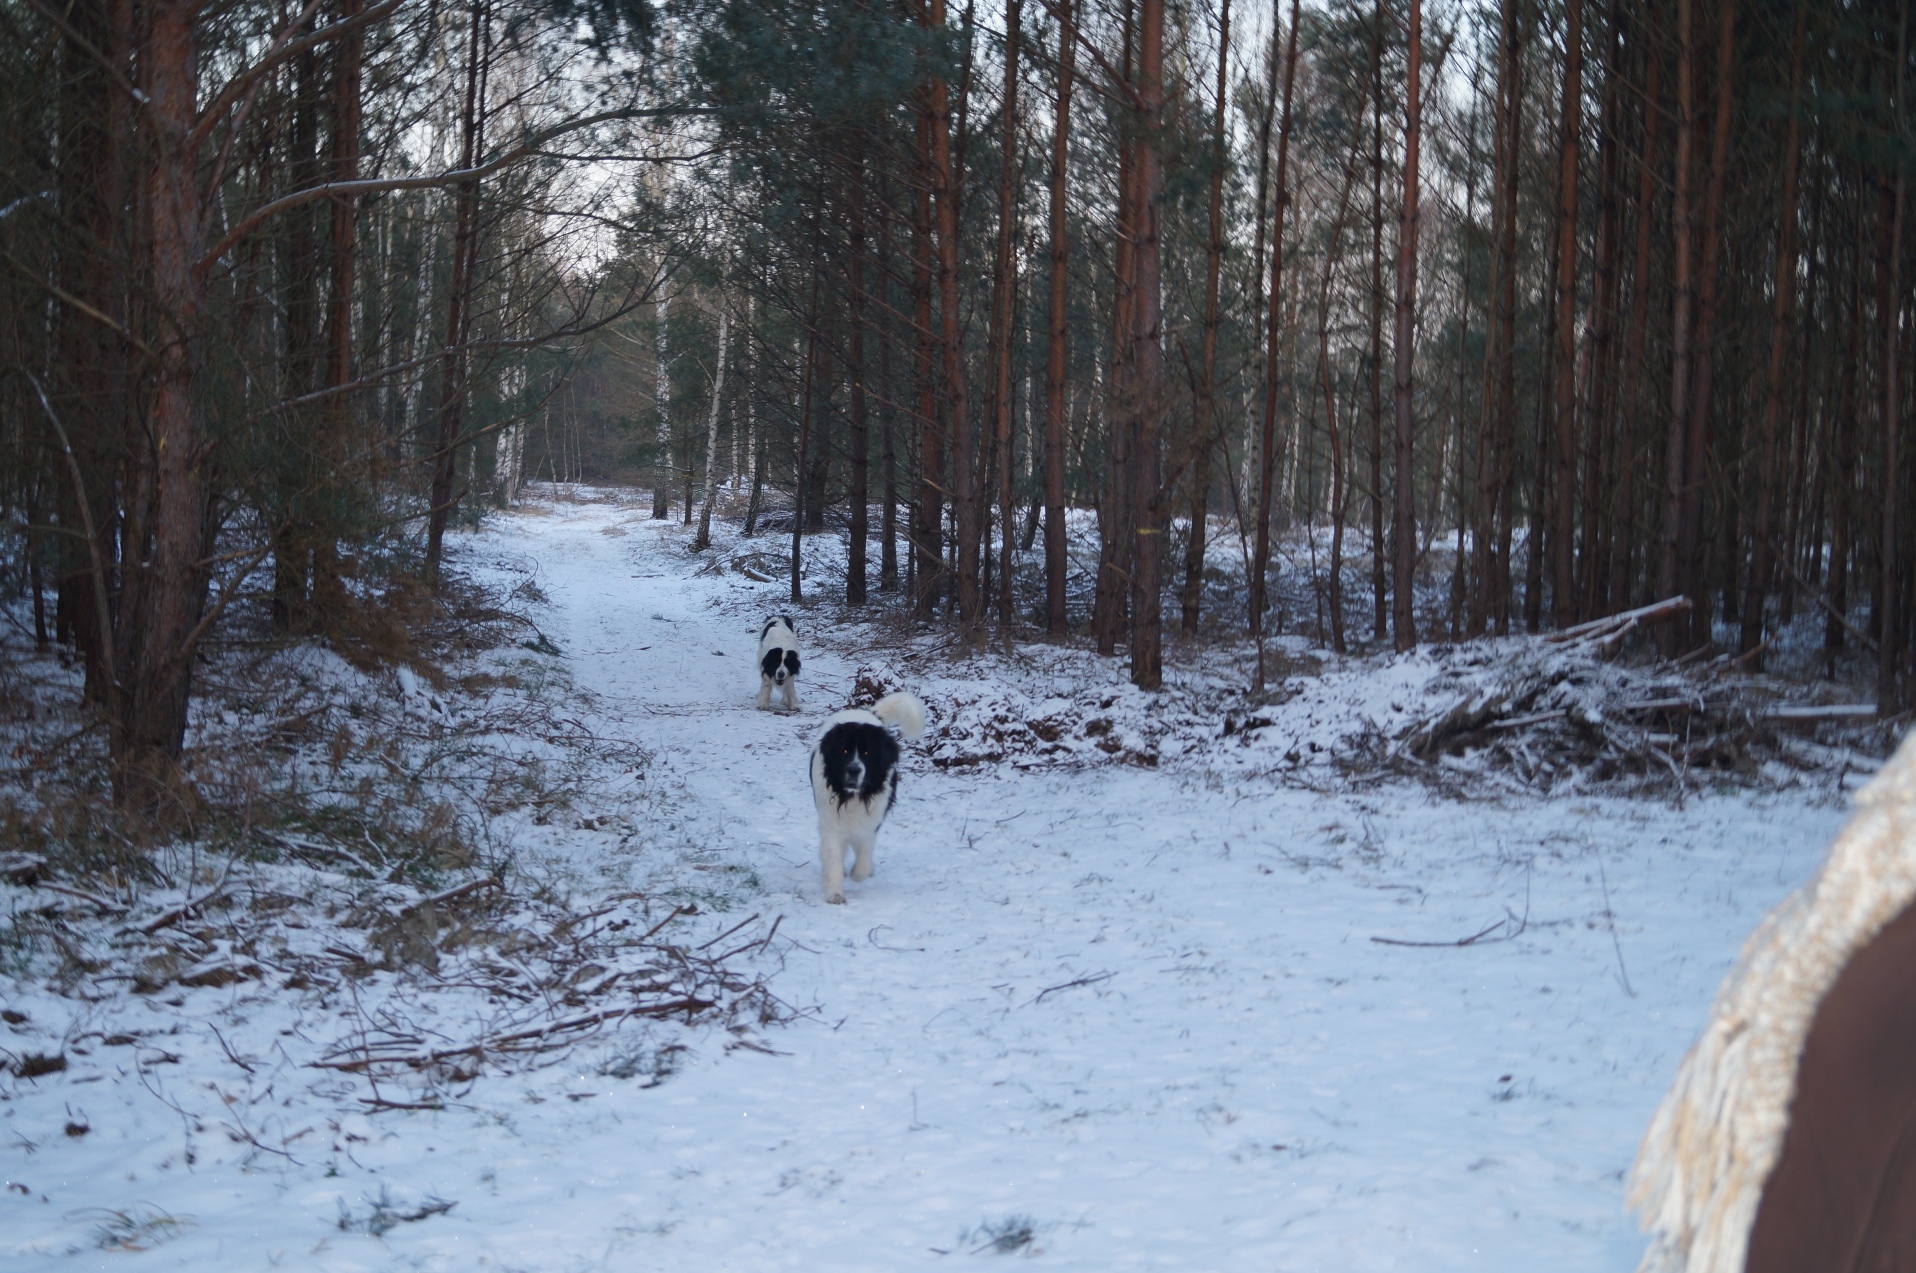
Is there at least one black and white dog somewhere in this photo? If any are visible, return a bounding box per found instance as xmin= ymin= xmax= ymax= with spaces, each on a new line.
xmin=810 ymin=692 xmax=927 ymax=904
xmin=756 ymin=616 xmax=801 ymax=711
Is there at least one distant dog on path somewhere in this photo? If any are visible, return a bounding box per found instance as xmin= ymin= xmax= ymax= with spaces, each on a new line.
xmin=756 ymin=616 xmax=800 ymax=711
xmin=810 ymin=692 xmax=927 ymax=904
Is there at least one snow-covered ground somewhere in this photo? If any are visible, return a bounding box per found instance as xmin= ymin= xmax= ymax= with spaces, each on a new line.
xmin=3 ymin=489 xmax=1849 ymax=1269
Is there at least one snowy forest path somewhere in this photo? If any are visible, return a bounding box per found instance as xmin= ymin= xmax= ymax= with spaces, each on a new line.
xmin=0 ymin=492 xmax=1846 ymax=1272
xmin=458 ymin=490 xmax=1843 ymax=1272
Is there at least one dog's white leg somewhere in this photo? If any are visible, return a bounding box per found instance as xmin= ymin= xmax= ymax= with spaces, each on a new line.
xmin=756 ymin=677 xmax=772 ymax=710
xmin=819 ymin=828 xmax=847 ymax=904
xmin=783 ymin=680 xmax=800 ymax=712
xmin=849 ymin=832 xmax=875 ymax=883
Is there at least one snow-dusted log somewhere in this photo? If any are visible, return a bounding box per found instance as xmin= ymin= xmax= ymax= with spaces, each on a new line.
xmin=1763 ymin=703 xmax=1877 ymax=722
xmin=1546 ymin=595 xmax=1692 ymax=647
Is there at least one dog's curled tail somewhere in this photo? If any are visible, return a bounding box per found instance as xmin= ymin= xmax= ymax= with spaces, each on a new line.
xmin=872 ymin=691 xmax=927 ymax=741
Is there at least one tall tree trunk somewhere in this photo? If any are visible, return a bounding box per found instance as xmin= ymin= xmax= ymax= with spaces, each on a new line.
xmin=317 ymin=0 xmax=365 ymax=612
xmin=1678 ymin=0 xmax=1738 ymax=647
xmin=1390 ymin=0 xmax=1424 ymax=651
xmin=1740 ymin=3 xmax=1806 ymax=662
xmin=1094 ymin=0 xmax=1139 ymax=657
xmin=879 ymin=263 xmax=901 ymax=591
xmin=426 ymin=0 xmax=489 ymax=580
xmin=1315 ymin=142 xmax=1369 ymax=654
xmin=928 ymin=0 xmax=979 ymax=633
xmin=1610 ymin=12 xmax=1661 ymax=615
xmin=1526 ymin=144 xmax=1558 ymax=637
xmin=1368 ymin=0 xmax=1387 ymax=641
xmin=804 ymin=361 xmax=830 ymax=531
xmin=1550 ymin=0 xmax=1583 ymax=628
xmin=1657 ymin=0 xmax=1698 ymax=651
xmin=1043 ymin=0 xmax=1078 ymax=634
xmin=276 ymin=25 xmax=324 ymax=627
xmin=848 ymin=156 xmax=872 ymax=603
xmin=989 ymin=0 xmax=1023 ymax=630
xmin=695 ymin=303 xmax=731 ymax=552
xmin=54 ymin=0 xmax=128 ymax=701
xmin=1181 ymin=0 xmax=1230 ymax=636
xmin=1881 ymin=170 xmax=1908 ymax=705
xmin=1492 ymin=2 xmax=1527 ymax=634
xmin=1828 ymin=267 xmax=1863 ymax=657
xmin=117 ymin=0 xmax=211 ymax=808
xmin=1781 ymin=177 xmax=1825 ymax=625
xmin=1128 ymin=0 xmax=1167 ymax=689
xmin=1247 ymin=3 xmax=1281 ymax=384
xmin=792 ymin=252 xmax=823 ymax=605
xmin=1579 ymin=2 xmax=1623 ymax=620
xmin=1250 ymin=0 xmax=1302 ymax=687
xmin=912 ymin=103 xmax=945 ymax=616
xmin=653 ymin=293 xmax=672 ymax=519
xmin=1471 ymin=0 xmax=1522 ymax=636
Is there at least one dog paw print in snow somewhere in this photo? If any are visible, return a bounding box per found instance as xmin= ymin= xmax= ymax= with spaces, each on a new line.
xmin=396 ymin=666 xmax=450 ymax=722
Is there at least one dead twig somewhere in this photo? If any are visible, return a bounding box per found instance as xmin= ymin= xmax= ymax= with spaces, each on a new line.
xmin=1372 ymin=910 xmax=1527 ymax=949
xmin=138 ymin=857 xmax=238 ymax=934
xmin=32 ymin=880 xmax=128 ymax=913
xmin=396 ymin=876 xmax=500 ymax=918
xmin=1025 ymin=971 xmax=1115 ymax=1006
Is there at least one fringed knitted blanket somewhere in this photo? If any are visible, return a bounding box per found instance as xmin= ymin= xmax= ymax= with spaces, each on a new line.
xmin=1629 ymin=730 xmax=1916 ymax=1272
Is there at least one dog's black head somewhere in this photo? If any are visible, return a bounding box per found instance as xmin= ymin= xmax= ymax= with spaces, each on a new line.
xmin=818 ymin=720 xmax=900 ymax=808
xmin=761 ymin=615 xmax=796 ymax=641
xmin=761 ymin=646 xmax=799 ymax=685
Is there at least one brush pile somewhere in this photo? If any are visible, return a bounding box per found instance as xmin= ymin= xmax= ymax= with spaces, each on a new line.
xmin=308 ymin=878 xmax=788 ymax=1103
xmin=1376 ymin=598 xmax=1891 ymax=797
xmin=2 ymin=854 xmax=789 ymax=1111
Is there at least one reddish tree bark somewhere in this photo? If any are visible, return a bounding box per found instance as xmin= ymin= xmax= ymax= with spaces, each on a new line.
xmin=1128 ymin=0 xmax=1166 ymax=689
xmin=117 ymin=0 xmax=213 ymax=807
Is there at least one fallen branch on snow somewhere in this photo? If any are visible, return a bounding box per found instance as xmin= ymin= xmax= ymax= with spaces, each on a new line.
xmin=1371 ymin=911 xmax=1527 ymax=948
xmin=1546 ymin=595 xmax=1692 ymax=649
xmin=1025 ymin=971 xmax=1116 ymax=1006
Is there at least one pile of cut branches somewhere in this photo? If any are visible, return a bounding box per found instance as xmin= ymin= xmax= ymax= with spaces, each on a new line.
xmin=1376 ymin=598 xmax=1892 ymax=797
xmin=310 ymin=880 xmax=787 ymax=1104
xmin=2 ymin=852 xmax=790 ymax=1110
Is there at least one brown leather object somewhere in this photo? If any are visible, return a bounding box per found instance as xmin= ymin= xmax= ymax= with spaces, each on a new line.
xmin=1748 ymin=898 xmax=1916 ymax=1272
